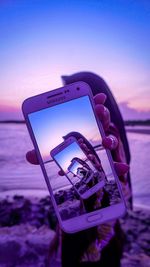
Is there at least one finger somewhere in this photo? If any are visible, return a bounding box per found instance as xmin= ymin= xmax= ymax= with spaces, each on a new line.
xmin=88 ymin=153 xmax=97 ymax=167
xmin=102 ymin=135 xmax=118 ymax=150
xmin=88 ymin=154 xmax=101 ymax=169
xmin=58 ymin=170 xmax=65 ymax=176
xmin=88 ymin=153 xmax=95 ymax=161
xmin=95 ymin=104 xmax=110 ymax=131
xmin=114 ymin=162 xmax=129 ymax=176
xmin=80 ymin=143 xmax=90 ymax=154
xmin=94 ymin=93 xmax=107 ymax=105
xmin=26 ymin=150 xmax=39 ymax=165
xmin=78 ymin=138 xmax=84 ymax=145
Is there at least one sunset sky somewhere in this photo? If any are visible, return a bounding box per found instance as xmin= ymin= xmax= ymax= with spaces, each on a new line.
xmin=0 ymin=0 xmax=150 ymax=120
xmin=29 ymin=96 xmax=101 ymax=162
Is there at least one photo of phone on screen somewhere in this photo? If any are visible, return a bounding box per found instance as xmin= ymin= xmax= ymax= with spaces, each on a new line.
xmin=22 ymin=81 xmax=126 ymax=233
xmin=50 ymin=136 xmax=106 ymax=199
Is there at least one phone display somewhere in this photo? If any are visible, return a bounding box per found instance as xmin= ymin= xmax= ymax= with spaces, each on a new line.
xmin=51 ymin=138 xmax=106 ymax=199
xmin=27 ymin=92 xmax=124 ymax=229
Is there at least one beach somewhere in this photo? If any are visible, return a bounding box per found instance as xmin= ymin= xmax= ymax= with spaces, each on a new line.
xmin=1 ymin=123 xmax=150 ymax=208
xmin=0 ymin=123 xmax=150 ymax=266
xmin=121 ymin=208 xmax=150 ymax=267
xmin=1 ymin=0 xmax=150 ymax=265
xmin=0 ymin=195 xmax=150 ymax=267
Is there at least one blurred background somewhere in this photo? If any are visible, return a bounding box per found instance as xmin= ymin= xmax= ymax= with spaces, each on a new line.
xmin=0 ymin=0 xmax=150 ymax=121
xmin=0 ymin=1 xmax=150 ymax=266
xmin=0 ymin=0 xmax=150 ymax=206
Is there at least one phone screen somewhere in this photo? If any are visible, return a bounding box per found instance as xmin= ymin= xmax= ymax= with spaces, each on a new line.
xmin=53 ymin=140 xmax=106 ymax=199
xmin=28 ymin=95 xmax=122 ymax=221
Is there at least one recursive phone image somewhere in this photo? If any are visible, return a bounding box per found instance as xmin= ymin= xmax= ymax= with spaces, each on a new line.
xmin=51 ymin=137 xmax=106 ymax=199
xmin=28 ymin=94 xmax=123 ymax=224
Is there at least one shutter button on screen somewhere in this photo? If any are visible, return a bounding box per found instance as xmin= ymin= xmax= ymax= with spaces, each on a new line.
xmin=87 ymin=213 xmax=102 ymax=222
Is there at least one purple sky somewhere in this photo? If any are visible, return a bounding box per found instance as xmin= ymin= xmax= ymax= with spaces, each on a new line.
xmin=28 ymin=96 xmax=101 ymax=161
xmin=0 ymin=0 xmax=150 ymax=120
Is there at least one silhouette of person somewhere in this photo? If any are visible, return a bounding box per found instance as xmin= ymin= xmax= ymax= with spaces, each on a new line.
xmin=26 ymin=72 xmax=131 ymax=267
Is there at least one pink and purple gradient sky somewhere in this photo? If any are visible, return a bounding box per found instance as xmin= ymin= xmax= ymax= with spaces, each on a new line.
xmin=0 ymin=0 xmax=150 ymax=120
xmin=29 ymin=96 xmax=101 ymax=162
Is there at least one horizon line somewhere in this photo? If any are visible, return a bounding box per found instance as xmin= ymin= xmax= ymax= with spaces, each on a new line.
xmin=0 ymin=119 xmax=150 ymax=124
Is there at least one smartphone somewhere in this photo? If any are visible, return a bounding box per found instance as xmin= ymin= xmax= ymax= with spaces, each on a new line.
xmin=22 ymin=81 xmax=126 ymax=233
xmin=50 ymin=136 xmax=106 ymax=199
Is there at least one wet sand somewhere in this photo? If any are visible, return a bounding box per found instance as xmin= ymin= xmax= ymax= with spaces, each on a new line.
xmin=126 ymin=127 xmax=150 ymax=135
xmin=0 ymin=195 xmax=150 ymax=266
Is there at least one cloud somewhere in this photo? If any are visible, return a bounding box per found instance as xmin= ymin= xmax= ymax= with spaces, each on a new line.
xmin=119 ymin=101 xmax=150 ymax=120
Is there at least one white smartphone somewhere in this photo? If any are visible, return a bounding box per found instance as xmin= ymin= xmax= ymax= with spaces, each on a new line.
xmin=22 ymin=81 xmax=126 ymax=233
xmin=50 ymin=136 xmax=106 ymax=199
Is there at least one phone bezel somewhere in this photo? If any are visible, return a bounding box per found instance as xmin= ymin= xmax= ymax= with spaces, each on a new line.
xmin=22 ymin=81 xmax=126 ymax=233
xmin=50 ymin=136 xmax=84 ymax=197
xmin=51 ymin=136 xmax=106 ymax=200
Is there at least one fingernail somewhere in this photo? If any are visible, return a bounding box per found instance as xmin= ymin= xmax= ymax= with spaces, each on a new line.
xmin=103 ymin=136 xmax=118 ymax=149
xmin=103 ymin=106 xmax=108 ymax=115
xmin=122 ymin=163 xmax=130 ymax=173
xmin=109 ymin=135 xmax=118 ymax=149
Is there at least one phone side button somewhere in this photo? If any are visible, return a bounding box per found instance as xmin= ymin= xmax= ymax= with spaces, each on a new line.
xmin=87 ymin=213 xmax=102 ymax=222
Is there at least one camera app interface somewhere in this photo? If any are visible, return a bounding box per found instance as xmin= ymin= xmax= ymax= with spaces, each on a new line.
xmin=29 ymin=96 xmax=122 ymax=221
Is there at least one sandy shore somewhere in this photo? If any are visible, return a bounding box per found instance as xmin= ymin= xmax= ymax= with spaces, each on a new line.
xmin=0 ymin=195 xmax=150 ymax=267
xmin=126 ymin=127 xmax=150 ymax=135
xmin=120 ymin=208 xmax=150 ymax=267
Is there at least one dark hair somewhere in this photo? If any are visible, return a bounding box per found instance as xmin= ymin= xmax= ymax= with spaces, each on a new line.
xmin=62 ymin=72 xmax=130 ymax=164
xmin=61 ymin=72 xmax=131 ymax=267
xmin=62 ymin=72 xmax=132 ymax=198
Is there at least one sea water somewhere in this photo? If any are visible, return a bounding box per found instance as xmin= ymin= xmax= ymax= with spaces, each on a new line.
xmin=0 ymin=123 xmax=150 ymax=209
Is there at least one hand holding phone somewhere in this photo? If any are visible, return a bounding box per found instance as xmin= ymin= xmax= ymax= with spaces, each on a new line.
xmin=23 ymin=82 xmax=127 ymax=233
xmin=51 ymin=134 xmax=106 ymax=200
